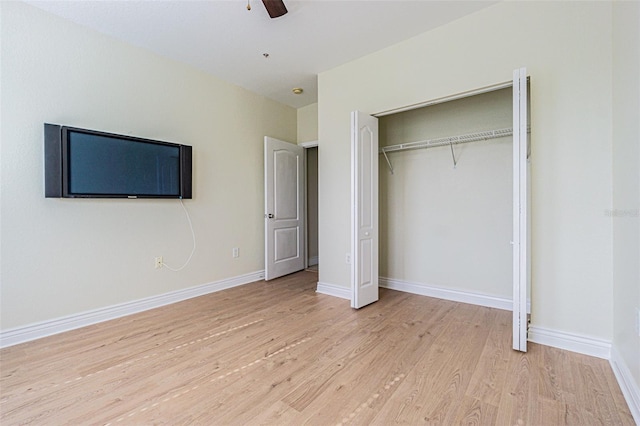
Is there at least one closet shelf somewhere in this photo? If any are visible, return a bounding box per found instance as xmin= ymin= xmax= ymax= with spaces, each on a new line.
xmin=379 ymin=126 xmax=529 ymax=174
xmin=380 ymin=127 xmax=514 ymax=154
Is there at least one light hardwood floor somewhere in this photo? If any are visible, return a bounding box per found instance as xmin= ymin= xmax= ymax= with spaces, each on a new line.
xmin=0 ymin=271 xmax=633 ymax=425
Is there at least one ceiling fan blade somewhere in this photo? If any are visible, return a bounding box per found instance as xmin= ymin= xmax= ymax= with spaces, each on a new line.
xmin=261 ymin=0 xmax=288 ymax=18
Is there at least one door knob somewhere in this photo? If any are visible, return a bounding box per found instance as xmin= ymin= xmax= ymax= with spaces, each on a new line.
xmin=267 ymin=213 xmax=274 ymax=219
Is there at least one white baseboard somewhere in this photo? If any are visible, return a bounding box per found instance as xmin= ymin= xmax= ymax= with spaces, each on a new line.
xmin=0 ymin=270 xmax=265 ymax=348
xmin=528 ymin=325 xmax=611 ymax=359
xmin=610 ymin=346 xmax=640 ymax=424
xmin=308 ymin=256 xmax=319 ymax=266
xmin=379 ymin=276 xmax=531 ymax=313
xmin=316 ymin=281 xmax=350 ymax=299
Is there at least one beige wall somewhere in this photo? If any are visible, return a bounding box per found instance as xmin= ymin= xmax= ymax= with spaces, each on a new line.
xmin=379 ymin=88 xmax=513 ymax=298
xmin=297 ymin=103 xmax=318 ymax=143
xmin=0 ymin=2 xmax=296 ymax=330
xmin=318 ymin=1 xmax=614 ymax=342
xmin=612 ymin=0 xmax=640 ymax=394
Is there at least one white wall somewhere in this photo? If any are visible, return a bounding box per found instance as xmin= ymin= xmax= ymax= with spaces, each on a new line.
xmin=612 ymin=0 xmax=640 ymax=400
xmin=0 ymin=2 xmax=296 ymax=330
xmin=379 ymin=88 xmax=513 ymax=298
xmin=297 ymin=103 xmax=318 ymax=144
xmin=318 ymin=1 xmax=614 ymax=341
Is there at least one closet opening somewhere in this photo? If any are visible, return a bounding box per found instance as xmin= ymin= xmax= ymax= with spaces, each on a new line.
xmin=378 ymin=86 xmax=518 ymax=304
xmin=351 ymin=73 xmax=531 ymax=350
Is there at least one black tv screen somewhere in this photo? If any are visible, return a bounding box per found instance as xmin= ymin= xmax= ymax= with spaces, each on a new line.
xmin=45 ymin=124 xmax=192 ymax=199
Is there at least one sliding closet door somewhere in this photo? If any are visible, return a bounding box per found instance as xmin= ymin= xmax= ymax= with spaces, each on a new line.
xmin=512 ymin=68 xmax=530 ymax=352
xmin=351 ymin=111 xmax=379 ymax=309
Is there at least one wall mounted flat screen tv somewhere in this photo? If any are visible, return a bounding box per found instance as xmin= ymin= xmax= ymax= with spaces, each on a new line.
xmin=45 ymin=123 xmax=192 ymax=199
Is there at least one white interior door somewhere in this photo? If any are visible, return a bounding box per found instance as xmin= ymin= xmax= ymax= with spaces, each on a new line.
xmin=264 ymin=137 xmax=305 ymax=281
xmin=512 ymin=68 xmax=530 ymax=351
xmin=351 ymin=111 xmax=379 ymax=309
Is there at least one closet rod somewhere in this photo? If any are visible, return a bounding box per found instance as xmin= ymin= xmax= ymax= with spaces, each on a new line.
xmin=379 ymin=126 xmax=530 ymax=174
xmin=380 ymin=127 xmax=513 ymax=154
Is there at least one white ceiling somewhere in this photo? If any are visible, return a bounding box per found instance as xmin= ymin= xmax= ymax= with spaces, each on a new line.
xmin=27 ymin=0 xmax=497 ymax=109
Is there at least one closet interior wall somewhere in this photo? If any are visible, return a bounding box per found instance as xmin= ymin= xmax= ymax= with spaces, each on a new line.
xmin=379 ymin=88 xmax=514 ymax=299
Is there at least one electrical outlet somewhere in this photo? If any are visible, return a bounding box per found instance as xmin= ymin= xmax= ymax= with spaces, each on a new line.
xmin=155 ymin=256 xmax=163 ymax=269
xmin=345 ymin=253 xmax=351 ymax=264
xmin=232 ymin=248 xmax=239 ymax=258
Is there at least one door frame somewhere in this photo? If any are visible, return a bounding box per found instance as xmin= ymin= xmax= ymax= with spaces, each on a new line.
xmin=512 ymin=67 xmax=529 ymax=352
xmin=300 ymin=140 xmax=319 ymax=270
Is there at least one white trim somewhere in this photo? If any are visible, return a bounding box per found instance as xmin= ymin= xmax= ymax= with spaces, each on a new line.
xmin=0 ymin=270 xmax=265 ymax=348
xmin=299 ymin=140 xmax=318 ymax=148
xmin=528 ymin=326 xmax=611 ymax=359
xmin=610 ymin=346 xmax=640 ymax=424
xmin=308 ymin=256 xmax=319 ymax=266
xmin=316 ymin=281 xmax=350 ymax=300
xmin=374 ymin=81 xmax=513 ymax=117
xmin=379 ymin=276 xmax=531 ymax=313
xmin=512 ymin=67 xmax=529 ymax=352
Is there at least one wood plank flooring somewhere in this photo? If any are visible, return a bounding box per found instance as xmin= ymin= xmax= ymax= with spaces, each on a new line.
xmin=0 ymin=271 xmax=634 ymax=425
